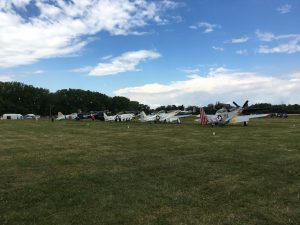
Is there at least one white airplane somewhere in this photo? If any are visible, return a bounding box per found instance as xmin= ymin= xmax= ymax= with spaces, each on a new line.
xmin=103 ymin=112 xmax=134 ymax=122
xmin=24 ymin=114 xmax=40 ymax=119
xmin=56 ymin=112 xmax=78 ymax=120
xmin=157 ymin=110 xmax=183 ymax=123
xmin=139 ymin=111 xmax=159 ymax=122
xmin=197 ymin=101 xmax=269 ymax=126
xmin=140 ymin=110 xmax=190 ymax=123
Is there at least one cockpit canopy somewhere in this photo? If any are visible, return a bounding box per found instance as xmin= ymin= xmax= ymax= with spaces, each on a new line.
xmin=216 ymin=108 xmax=227 ymax=114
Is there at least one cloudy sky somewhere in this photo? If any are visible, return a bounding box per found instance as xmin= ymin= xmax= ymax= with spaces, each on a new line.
xmin=1 ymin=0 xmax=300 ymax=107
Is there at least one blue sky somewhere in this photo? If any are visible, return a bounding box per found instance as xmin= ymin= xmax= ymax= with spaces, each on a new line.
xmin=0 ymin=0 xmax=300 ymax=107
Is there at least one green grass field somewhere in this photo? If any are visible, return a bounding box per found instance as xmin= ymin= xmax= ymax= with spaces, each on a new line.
xmin=1 ymin=117 xmax=299 ymax=225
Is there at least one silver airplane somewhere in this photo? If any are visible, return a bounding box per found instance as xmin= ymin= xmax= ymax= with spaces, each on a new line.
xmin=103 ymin=112 xmax=134 ymax=122
xmin=197 ymin=101 xmax=269 ymax=126
xmin=56 ymin=112 xmax=78 ymax=120
xmin=140 ymin=110 xmax=191 ymax=123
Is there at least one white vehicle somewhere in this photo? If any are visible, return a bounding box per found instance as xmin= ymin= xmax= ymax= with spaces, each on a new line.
xmin=24 ymin=114 xmax=40 ymax=119
xmin=156 ymin=110 xmax=182 ymax=123
xmin=140 ymin=110 xmax=190 ymax=123
xmin=103 ymin=112 xmax=134 ymax=122
xmin=197 ymin=101 xmax=269 ymax=126
xmin=2 ymin=114 xmax=23 ymax=120
xmin=139 ymin=111 xmax=159 ymax=122
xmin=103 ymin=112 xmax=116 ymax=121
xmin=56 ymin=112 xmax=78 ymax=120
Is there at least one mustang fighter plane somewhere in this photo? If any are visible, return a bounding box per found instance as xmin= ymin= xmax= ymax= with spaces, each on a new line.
xmin=56 ymin=112 xmax=78 ymax=120
xmin=140 ymin=110 xmax=191 ymax=123
xmin=103 ymin=112 xmax=134 ymax=122
xmin=197 ymin=101 xmax=269 ymax=126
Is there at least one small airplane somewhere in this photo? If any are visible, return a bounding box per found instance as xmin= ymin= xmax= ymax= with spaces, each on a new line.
xmin=56 ymin=112 xmax=78 ymax=120
xmin=139 ymin=111 xmax=159 ymax=122
xmin=156 ymin=110 xmax=183 ymax=123
xmin=24 ymin=114 xmax=40 ymax=119
xmin=76 ymin=111 xmax=105 ymax=121
xmin=197 ymin=101 xmax=269 ymax=126
xmin=140 ymin=110 xmax=191 ymax=123
xmin=103 ymin=112 xmax=134 ymax=122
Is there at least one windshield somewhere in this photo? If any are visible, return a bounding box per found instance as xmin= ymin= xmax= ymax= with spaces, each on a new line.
xmin=216 ymin=108 xmax=227 ymax=113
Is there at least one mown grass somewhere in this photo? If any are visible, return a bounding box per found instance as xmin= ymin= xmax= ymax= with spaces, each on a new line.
xmin=0 ymin=117 xmax=299 ymax=225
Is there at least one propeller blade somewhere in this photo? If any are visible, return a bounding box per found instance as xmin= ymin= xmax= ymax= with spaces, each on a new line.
xmin=242 ymin=100 xmax=249 ymax=108
xmin=233 ymin=101 xmax=240 ymax=107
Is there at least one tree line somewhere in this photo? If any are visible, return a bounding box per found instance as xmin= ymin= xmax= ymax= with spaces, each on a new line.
xmin=0 ymin=82 xmax=150 ymax=116
xmin=0 ymin=81 xmax=299 ymax=116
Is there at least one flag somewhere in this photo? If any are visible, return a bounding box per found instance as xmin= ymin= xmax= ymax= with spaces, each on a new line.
xmin=199 ymin=107 xmax=208 ymax=125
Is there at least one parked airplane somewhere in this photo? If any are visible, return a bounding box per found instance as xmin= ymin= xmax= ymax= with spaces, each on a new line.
xmin=139 ymin=111 xmax=159 ymax=122
xmin=140 ymin=110 xmax=191 ymax=123
xmin=76 ymin=111 xmax=105 ymax=121
xmin=56 ymin=112 xmax=78 ymax=120
xmin=103 ymin=112 xmax=134 ymax=122
xmin=24 ymin=114 xmax=40 ymax=119
xmin=197 ymin=101 xmax=269 ymax=126
xmin=156 ymin=110 xmax=183 ymax=123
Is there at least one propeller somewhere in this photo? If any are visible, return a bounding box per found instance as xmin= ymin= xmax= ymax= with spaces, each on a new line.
xmin=233 ymin=101 xmax=240 ymax=107
xmin=242 ymin=100 xmax=249 ymax=109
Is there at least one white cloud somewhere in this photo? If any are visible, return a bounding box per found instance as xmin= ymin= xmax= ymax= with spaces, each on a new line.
xmin=180 ymin=68 xmax=200 ymax=75
xmin=114 ymin=67 xmax=300 ymax=107
xmin=277 ymin=4 xmax=292 ymax=14
xmin=101 ymin=55 xmax=113 ymax=60
xmin=34 ymin=70 xmax=44 ymax=74
xmin=212 ymin=46 xmax=224 ymax=51
xmin=70 ymin=66 xmax=94 ymax=73
xmin=6 ymin=0 xmax=31 ymax=9
xmin=256 ymin=30 xmax=300 ymax=42
xmin=258 ymin=43 xmax=300 ymax=54
xmin=89 ymin=50 xmax=161 ymax=76
xmin=0 ymin=0 xmax=177 ymax=68
xmin=255 ymin=30 xmax=276 ymax=42
xmin=236 ymin=49 xmax=248 ymax=55
xmin=256 ymin=30 xmax=300 ymax=54
xmin=189 ymin=22 xmax=221 ymax=33
xmin=0 ymin=75 xmax=14 ymax=82
xmin=225 ymin=36 xmax=249 ymax=44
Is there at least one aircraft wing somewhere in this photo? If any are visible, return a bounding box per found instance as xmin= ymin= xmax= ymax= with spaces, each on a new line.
xmin=230 ymin=114 xmax=269 ymax=124
xmin=176 ymin=114 xmax=192 ymax=118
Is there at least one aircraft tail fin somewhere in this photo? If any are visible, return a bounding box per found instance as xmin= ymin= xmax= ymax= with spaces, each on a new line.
xmin=56 ymin=112 xmax=65 ymax=120
xmin=199 ymin=107 xmax=208 ymax=125
xmin=140 ymin=111 xmax=146 ymax=120
xmin=103 ymin=112 xmax=109 ymax=121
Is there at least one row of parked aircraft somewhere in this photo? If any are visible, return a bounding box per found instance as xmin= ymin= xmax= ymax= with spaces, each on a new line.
xmin=56 ymin=101 xmax=270 ymax=126
xmin=57 ymin=110 xmax=188 ymax=123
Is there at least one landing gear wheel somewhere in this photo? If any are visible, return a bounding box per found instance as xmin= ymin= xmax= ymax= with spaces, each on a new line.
xmin=155 ymin=115 xmax=160 ymax=122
